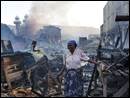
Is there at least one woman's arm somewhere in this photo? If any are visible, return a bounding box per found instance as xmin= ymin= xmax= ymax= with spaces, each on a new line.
xmin=87 ymin=59 xmax=99 ymax=65
xmin=80 ymin=49 xmax=99 ymax=65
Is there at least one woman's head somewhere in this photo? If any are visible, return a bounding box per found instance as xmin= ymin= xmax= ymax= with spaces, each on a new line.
xmin=67 ymin=40 xmax=77 ymax=54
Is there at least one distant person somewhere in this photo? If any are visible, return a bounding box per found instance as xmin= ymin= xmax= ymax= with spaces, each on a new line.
xmin=64 ymin=40 xmax=98 ymax=97
xmin=31 ymin=40 xmax=46 ymax=61
xmin=31 ymin=40 xmax=39 ymax=52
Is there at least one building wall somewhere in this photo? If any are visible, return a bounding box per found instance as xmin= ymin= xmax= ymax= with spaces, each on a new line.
xmin=103 ymin=1 xmax=129 ymax=33
xmin=43 ymin=25 xmax=61 ymax=44
xmin=101 ymin=1 xmax=129 ymax=49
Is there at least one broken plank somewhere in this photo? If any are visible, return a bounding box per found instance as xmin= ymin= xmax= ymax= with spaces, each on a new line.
xmin=113 ymin=81 xmax=129 ymax=97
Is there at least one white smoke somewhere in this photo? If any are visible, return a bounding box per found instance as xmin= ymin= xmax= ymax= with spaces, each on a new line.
xmin=29 ymin=1 xmax=74 ymax=27
xmin=26 ymin=1 xmax=100 ymax=39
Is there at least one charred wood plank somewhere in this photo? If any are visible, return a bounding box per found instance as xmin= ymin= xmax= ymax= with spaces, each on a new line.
xmin=3 ymin=57 xmax=13 ymax=89
xmin=113 ymin=81 xmax=129 ymax=97
xmin=26 ymin=56 xmax=49 ymax=73
xmin=86 ymin=64 xmax=96 ymax=96
xmin=102 ymin=76 xmax=107 ymax=97
xmin=106 ymin=54 xmax=129 ymax=70
xmin=97 ymin=48 xmax=122 ymax=53
xmin=7 ymin=71 xmax=23 ymax=81
xmin=117 ymin=70 xmax=129 ymax=77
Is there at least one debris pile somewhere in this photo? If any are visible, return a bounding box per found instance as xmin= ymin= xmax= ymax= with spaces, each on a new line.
xmin=87 ymin=47 xmax=129 ymax=97
xmin=1 ymin=40 xmax=65 ymax=97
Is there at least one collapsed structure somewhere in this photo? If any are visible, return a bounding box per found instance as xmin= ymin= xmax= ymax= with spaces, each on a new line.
xmin=1 ymin=40 xmax=65 ymax=97
xmin=89 ymin=1 xmax=129 ymax=97
xmin=1 ymin=1 xmax=129 ymax=97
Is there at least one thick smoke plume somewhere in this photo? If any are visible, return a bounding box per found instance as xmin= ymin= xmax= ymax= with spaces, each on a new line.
xmin=22 ymin=1 xmax=99 ymax=40
xmin=26 ymin=1 xmax=74 ymax=35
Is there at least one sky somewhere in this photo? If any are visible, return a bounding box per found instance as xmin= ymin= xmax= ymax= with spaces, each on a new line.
xmin=1 ymin=1 xmax=107 ymax=29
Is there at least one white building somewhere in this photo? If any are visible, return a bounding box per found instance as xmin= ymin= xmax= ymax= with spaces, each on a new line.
xmin=101 ymin=1 xmax=129 ymax=49
xmin=103 ymin=1 xmax=129 ymax=32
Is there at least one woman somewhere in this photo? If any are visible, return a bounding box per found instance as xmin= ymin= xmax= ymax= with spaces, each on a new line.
xmin=64 ymin=40 xmax=98 ymax=97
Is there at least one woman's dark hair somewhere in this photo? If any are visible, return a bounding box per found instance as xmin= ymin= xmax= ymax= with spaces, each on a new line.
xmin=73 ymin=43 xmax=77 ymax=48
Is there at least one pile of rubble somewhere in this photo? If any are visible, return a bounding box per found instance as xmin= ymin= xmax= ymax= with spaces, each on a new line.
xmin=1 ymin=40 xmax=65 ymax=97
xmin=3 ymin=54 xmax=66 ymax=97
xmin=1 ymin=87 xmax=38 ymax=97
xmin=88 ymin=53 xmax=129 ymax=97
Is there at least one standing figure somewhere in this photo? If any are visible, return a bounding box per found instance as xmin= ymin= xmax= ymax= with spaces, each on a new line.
xmin=64 ymin=40 xmax=98 ymax=97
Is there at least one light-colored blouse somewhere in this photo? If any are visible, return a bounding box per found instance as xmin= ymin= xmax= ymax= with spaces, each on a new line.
xmin=65 ymin=48 xmax=90 ymax=69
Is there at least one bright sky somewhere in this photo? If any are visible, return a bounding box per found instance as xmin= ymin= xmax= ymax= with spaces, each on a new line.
xmin=1 ymin=1 xmax=107 ymax=28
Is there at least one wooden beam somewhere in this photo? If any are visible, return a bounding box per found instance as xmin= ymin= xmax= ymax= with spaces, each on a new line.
xmin=117 ymin=70 xmax=128 ymax=77
xmin=102 ymin=77 xmax=107 ymax=97
xmin=115 ymin=16 xmax=129 ymax=21
xmin=86 ymin=64 xmax=96 ymax=96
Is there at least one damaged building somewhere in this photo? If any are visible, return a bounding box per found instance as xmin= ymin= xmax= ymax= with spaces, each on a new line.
xmin=1 ymin=23 xmax=27 ymax=51
xmin=79 ymin=34 xmax=100 ymax=56
xmin=13 ymin=15 xmax=62 ymax=52
xmin=1 ymin=1 xmax=129 ymax=97
xmin=100 ymin=1 xmax=129 ymax=49
xmin=91 ymin=1 xmax=129 ymax=97
xmin=36 ymin=25 xmax=62 ymax=47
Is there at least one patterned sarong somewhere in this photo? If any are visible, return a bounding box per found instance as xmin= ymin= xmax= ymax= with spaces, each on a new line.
xmin=64 ymin=68 xmax=83 ymax=97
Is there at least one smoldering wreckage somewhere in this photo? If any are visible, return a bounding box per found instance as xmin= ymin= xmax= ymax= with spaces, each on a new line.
xmin=1 ymin=40 xmax=65 ymax=97
xmin=1 ymin=41 xmax=129 ymax=97
xmin=1 ymin=16 xmax=129 ymax=97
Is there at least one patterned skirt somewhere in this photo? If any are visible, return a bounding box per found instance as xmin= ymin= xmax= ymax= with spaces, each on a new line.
xmin=64 ymin=68 xmax=83 ymax=97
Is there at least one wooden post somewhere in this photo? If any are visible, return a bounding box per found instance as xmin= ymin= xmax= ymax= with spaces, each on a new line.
xmin=3 ymin=57 xmax=12 ymax=89
xmin=97 ymin=62 xmax=108 ymax=97
xmin=102 ymin=74 xmax=107 ymax=97
xmin=86 ymin=64 xmax=96 ymax=96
